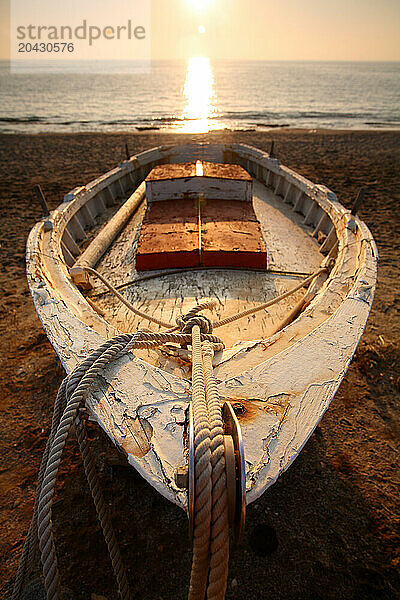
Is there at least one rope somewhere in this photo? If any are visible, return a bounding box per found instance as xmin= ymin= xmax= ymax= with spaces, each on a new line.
xmin=202 ymin=342 xmax=229 ymax=600
xmin=12 ymin=335 xmax=136 ymax=599
xmin=38 ymin=337 xmax=131 ymax=599
xmin=12 ymin=323 xmax=224 ymax=600
xmin=90 ymin=267 xmax=315 ymax=299
xmin=11 ymin=380 xmax=68 ymax=600
xmin=74 ymin=410 xmax=131 ymax=599
xmin=179 ymin=301 xmax=218 ymax=324
xmin=188 ymin=326 xmax=212 ymax=600
xmin=14 ymin=250 xmax=329 ymax=600
xmin=84 ymin=266 xmax=174 ymax=329
xmin=82 ymin=265 xmax=325 ymax=338
xmin=213 ymin=266 xmax=327 ymax=329
xmin=13 ymin=258 xmax=328 ymax=600
xmin=188 ymin=322 xmax=229 ymax=600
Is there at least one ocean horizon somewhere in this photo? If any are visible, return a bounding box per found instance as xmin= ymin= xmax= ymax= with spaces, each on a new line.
xmin=1 ymin=59 xmax=399 ymax=134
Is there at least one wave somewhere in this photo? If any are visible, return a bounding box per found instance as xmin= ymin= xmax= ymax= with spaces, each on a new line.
xmin=0 ymin=116 xmax=46 ymax=123
xmin=0 ymin=116 xmax=93 ymax=125
xmin=364 ymin=121 xmax=400 ymax=126
xmin=219 ymin=109 xmax=400 ymax=122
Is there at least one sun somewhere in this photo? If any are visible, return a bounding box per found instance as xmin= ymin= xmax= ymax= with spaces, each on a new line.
xmin=198 ymin=25 xmax=206 ymax=34
xmin=188 ymin=0 xmax=212 ymax=12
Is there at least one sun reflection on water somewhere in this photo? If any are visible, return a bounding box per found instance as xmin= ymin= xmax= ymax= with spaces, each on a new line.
xmin=181 ymin=56 xmax=223 ymax=133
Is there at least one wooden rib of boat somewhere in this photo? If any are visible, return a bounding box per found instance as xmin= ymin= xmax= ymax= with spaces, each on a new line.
xmin=26 ymin=142 xmax=377 ymax=509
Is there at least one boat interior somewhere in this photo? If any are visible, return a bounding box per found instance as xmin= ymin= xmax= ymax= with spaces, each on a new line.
xmin=34 ymin=143 xmax=368 ymax=381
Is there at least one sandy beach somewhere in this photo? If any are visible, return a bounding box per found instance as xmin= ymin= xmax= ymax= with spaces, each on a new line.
xmin=0 ymin=129 xmax=399 ymax=599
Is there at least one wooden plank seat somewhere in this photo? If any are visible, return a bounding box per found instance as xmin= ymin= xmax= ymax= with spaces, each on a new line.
xmin=135 ymin=198 xmax=267 ymax=271
xmin=135 ymin=162 xmax=267 ymax=271
xmin=135 ymin=199 xmax=200 ymax=271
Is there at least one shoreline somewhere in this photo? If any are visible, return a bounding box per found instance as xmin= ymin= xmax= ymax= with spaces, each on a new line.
xmin=1 ymin=126 xmax=400 ymax=136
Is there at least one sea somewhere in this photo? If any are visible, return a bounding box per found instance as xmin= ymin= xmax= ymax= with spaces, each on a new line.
xmin=0 ymin=60 xmax=399 ymax=134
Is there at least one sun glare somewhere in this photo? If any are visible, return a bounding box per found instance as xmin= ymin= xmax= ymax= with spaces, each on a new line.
xmin=198 ymin=25 xmax=206 ymax=34
xmin=182 ymin=57 xmax=217 ymax=133
xmin=188 ymin=0 xmax=212 ymax=12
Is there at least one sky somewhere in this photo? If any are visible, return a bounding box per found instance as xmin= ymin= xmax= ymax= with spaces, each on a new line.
xmin=0 ymin=0 xmax=399 ymax=61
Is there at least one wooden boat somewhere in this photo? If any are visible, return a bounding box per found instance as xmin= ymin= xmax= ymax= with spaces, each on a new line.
xmin=26 ymin=142 xmax=377 ymax=514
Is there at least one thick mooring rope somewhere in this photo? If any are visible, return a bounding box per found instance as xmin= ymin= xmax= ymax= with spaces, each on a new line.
xmin=12 ymin=318 xmax=225 ymax=600
xmin=188 ymin=325 xmax=212 ymax=600
xmin=74 ymin=410 xmax=131 ymax=600
xmin=202 ymin=342 xmax=229 ymax=600
xmin=38 ymin=335 xmax=133 ymax=600
xmin=13 ymin=259 xmax=326 ymax=599
xmin=188 ymin=321 xmax=229 ymax=600
xmin=11 ymin=380 xmax=68 ymax=600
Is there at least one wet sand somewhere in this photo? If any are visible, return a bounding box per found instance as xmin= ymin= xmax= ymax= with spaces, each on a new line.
xmin=0 ymin=129 xmax=399 ymax=599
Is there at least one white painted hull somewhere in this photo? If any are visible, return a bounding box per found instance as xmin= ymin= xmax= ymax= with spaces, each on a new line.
xmin=26 ymin=143 xmax=377 ymax=508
